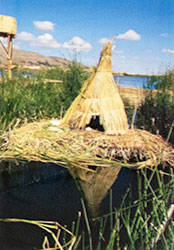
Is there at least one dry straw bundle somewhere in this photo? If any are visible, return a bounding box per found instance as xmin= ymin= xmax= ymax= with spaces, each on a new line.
xmin=0 ymin=15 xmax=17 ymax=37
xmin=0 ymin=120 xmax=174 ymax=170
xmin=0 ymin=218 xmax=76 ymax=250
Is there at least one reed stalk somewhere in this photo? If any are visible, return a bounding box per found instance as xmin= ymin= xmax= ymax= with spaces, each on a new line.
xmin=81 ymin=198 xmax=93 ymax=250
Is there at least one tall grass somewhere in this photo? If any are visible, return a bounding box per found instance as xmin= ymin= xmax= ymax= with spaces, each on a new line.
xmin=0 ymin=64 xmax=88 ymax=132
xmin=0 ymin=75 xmax=61 ymax=131
xmin=136 ymin=69 xmax=174 ymax=143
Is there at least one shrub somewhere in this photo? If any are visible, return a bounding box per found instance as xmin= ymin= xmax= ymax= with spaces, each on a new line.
xmin=136 ymin=70 xmax=174 ymax=143
xmin=60 ymin=62 xmax=89 ymax=111
xmin=0 ymin=63 xmax=88 ymax=131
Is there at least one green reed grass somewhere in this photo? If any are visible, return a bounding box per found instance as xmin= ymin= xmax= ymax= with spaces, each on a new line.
xmin=0 ymin=64 xmax=88 ymax=132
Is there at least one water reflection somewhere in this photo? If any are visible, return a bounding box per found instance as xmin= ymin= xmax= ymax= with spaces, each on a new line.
xmin=0 ymin=163 xmax=134 ymax=249
xmin=0 ymin=165 xmax=82 ymax=250
xmin=69 ymin=166 xmax=122 ymax=217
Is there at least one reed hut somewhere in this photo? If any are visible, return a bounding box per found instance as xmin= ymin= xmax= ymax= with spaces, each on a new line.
xmin=61 ymin=42 xmax=128 ymax=135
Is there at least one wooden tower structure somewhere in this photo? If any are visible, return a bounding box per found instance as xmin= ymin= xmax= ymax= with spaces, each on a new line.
xmin=0 ymin=15 xmax=17 ymax=79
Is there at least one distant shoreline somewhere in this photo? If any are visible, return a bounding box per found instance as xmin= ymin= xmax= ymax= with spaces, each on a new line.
xmin=113 ymin=71 xmax=153 ymax=77
xmin=0 ymin=67 xmax=154 ymax=78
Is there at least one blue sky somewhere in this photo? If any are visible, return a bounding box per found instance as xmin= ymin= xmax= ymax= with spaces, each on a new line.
xmin=0 ymin=0 xmax=174 ymax=74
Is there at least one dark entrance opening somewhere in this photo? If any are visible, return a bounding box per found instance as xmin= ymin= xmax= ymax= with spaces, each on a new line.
xmin=86 ymin=115 xmax=104 ymax=132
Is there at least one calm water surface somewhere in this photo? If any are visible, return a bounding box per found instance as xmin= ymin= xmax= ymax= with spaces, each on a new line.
xmin=114 ymin=75 xmax=149 ymax=88
xmin=0 ymin=165 xmax=136 ymax=250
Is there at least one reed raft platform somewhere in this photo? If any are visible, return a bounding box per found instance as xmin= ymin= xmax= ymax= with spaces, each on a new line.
xmin=0 ymin=120 xmax=174 ymax=171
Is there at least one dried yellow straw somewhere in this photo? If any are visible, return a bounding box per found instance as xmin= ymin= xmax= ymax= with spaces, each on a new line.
xmin=0 ymin=120 xmax=174 ymax=170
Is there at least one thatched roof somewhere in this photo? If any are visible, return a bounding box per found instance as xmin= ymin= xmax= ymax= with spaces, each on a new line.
xmin=0 ymin=15 xmax=17 ymax=37
xmin=61 ymin=42 xmax=128 ymax=135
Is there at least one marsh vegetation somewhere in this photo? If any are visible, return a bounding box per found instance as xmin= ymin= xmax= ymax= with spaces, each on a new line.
xmin=0 ymin=65 xmax=174 ymax=249
xmin=0 ymin=63 xmax=88 ymax=131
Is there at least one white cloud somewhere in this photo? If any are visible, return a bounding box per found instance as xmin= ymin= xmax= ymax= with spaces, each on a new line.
xmin=16 ymin=31 xmax=60 ymax=49
xmin=99 ymin=37 xmax=112 ymax=44
xmin=30 ymin=33 xmax=60 ymax=48
xmin=17 ymin=31 xmax=35 ymax=41
xmin=116 ymin=29 xmax=141 ymax=40
xmin=162 ymin=48 xmax=174 ymax=54
xmin=63 ymin=36 xmax=92 ymax=51
xmin=34 ymin=21 xmax=55 ymax=31
xmin=161 ymin=33 xmax=169 ymax=37
xmin=168 ymin=49 xmax=174 ymax=53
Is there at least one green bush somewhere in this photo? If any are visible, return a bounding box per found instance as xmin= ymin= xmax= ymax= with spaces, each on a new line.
xmin=60 ymin=62 xmax=89 ymax=110
xmin=136 ymin=70 xmax=174 ymax=143
xmin=0 ymin=63 xmax=88 ymax=131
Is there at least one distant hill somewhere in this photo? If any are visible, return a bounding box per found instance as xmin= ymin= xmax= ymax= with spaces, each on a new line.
xmin=0 ymin=48 xmax=71 ymax=70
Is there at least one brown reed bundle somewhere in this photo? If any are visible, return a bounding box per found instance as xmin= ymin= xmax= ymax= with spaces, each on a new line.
xmin=0 ymin=120 xmax=174 ymax=170
xmin=61 ymin=42 xmax=128 ymax=135
xmin=0 ymin=15 xmax=17 ymax=36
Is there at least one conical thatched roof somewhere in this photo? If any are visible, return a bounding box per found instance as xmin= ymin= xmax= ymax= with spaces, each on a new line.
xmin=61 ymin=42 xmax=128 ymax=135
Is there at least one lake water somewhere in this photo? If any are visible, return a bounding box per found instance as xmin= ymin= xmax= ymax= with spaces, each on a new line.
xmin=114 ymin=75 xmax=149 ymax=89
xmin=0 ymin=163 xmax=137 ymax=250
xmin=0 ymin=71 xmax=148 ymax=89
xmin=0 ymin=162 xmax=170 ymax=250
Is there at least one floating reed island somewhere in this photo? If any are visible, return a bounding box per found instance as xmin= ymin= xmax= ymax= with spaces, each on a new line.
xmin=0 ymin=42 xmax=174 ymax=172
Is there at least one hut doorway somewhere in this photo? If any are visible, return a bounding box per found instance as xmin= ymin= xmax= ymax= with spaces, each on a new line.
xmin=86 ymin=115 xmax=104 ymax=132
